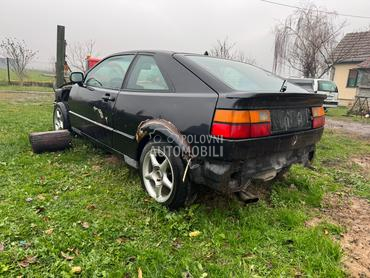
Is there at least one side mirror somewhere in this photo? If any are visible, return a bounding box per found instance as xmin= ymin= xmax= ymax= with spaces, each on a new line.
xmin=70 ymin=72 xmax=84 ymax=85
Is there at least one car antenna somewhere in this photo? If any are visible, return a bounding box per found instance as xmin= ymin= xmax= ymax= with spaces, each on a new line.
xmin=280 ymin=79 xmax=287 ymax=92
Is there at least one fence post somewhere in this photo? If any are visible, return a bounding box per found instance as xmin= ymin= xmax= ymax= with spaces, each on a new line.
xmin=56 ymin=25 xmax=66 ymax=88
xmin=6 ymin=57 xmax=10 ymax=85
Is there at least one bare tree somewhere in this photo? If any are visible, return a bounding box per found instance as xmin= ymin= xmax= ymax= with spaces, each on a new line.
xmin=272 ymin=2 xmax=347 ymax=78
xmin=209 ymin=38 xmax=256 ymax=65
xmin=48 ymin=56 xmax=56 ymax=74
xmin=234 ymin=50 xmax=256 ymax=65
xmin=0 ymin=38 xmax=37 ymax=85
xmin=66 ymin=40 xmax=96 ymax=72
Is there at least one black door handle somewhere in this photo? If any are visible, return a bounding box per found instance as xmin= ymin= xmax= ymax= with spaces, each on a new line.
xmin=102 ymin=94 xmax=115 ymax=102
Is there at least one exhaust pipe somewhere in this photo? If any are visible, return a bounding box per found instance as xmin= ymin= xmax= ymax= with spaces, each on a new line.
xmin=236 ymin=191 xmax=259 ymax=204
xmin=253 ymin=169 xmax=277 ymax=181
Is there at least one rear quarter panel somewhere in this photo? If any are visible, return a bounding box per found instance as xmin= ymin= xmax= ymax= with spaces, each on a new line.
xmin=112 ymin=53 xmax=219 ymax=159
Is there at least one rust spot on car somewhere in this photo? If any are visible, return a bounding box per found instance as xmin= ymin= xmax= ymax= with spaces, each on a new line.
xmin=136 ymin=119 xmax=193 ymax=159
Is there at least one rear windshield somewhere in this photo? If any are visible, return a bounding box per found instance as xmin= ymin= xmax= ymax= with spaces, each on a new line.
xmin=187 ymin=55 xmax=307 ymax=93
xmin=318 ymin=80 xmax=338 ymax=92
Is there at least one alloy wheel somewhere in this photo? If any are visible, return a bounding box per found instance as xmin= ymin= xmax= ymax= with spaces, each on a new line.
xmin=54 ymin=109 xmax=64 ymax=130
xmin=142 ymin=147 xmax=174 ymax=203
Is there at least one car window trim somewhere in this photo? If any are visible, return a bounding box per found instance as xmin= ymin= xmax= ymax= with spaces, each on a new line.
xmin=83 ymin=54 xmax=135 ymax=91
xmin=121 ymin=54 xmax=174 ymax=93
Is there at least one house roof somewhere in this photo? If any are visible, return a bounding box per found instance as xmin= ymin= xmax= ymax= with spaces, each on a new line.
xmin=333 ymin=31 xmax=370 ymax=63
xmin=357 ymin=57 xmax=370 ymax=69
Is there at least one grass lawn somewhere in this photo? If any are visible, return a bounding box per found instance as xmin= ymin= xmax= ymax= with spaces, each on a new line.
xmin=0 ymin=85 xmax=53 ymax=92
xmin=0 ymin=68 xmax=54 ymax=93
xmin=0 ymin=94 xmax=369 ymax=277
xmin=326 ymin=106 xmax=370 ymax=124
xmin=0 ymin=68 xmax=53 ymax=83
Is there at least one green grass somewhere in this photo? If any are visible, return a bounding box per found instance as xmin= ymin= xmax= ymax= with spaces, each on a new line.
xmin=314 ymin=129 xmax=370 ymax=199
xmin=0 ymin=68 xmax=53 ymax=92
xmin=0 ymin=85 xmax=53 ymax=92
xmin=326 ymin=106 xmax=370 ymax=124
xmin=0 ymin=94 xmax=369 ymax=277
xmin=0 ymin=68 xmax=53 ymax=83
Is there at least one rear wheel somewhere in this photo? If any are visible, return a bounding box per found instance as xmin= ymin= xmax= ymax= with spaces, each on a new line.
xmin=139 ymin=141 xmax=193 ymax=209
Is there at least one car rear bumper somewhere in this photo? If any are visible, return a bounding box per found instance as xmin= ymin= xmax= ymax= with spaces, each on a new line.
xmin=323 ymin=101 xmax=338 ymax=108
xmin=190 ymin=128 xmax=323 ymax=192
xmin=216 ymin=127 xmax=323 ymax=161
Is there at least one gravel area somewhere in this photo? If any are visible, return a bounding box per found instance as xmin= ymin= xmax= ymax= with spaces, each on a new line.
xmin=326 ymin=118 xmax=370 ymax=139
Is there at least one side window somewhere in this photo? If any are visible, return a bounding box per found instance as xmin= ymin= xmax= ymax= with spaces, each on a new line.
xmin=346 ymin=69 xmax=358 ymax=88
xmin=126 ymin=55 xmax=169 ymax=91
xmin=84 ymin=55 xmax=134 ymax=90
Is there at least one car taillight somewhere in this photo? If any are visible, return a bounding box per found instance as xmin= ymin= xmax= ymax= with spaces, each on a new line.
xmin=211 ymin=109 xmax=271 ymax=139
xmin=312 ymin=106 xmax=325 ymax=128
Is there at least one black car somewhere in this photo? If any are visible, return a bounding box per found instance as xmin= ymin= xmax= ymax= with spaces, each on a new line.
xmin=54 ymin=50 xmax=325 ymax=209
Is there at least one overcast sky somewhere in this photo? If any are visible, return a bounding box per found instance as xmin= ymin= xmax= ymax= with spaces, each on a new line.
xmin=1 ymin=0 xmax=369 ymax=72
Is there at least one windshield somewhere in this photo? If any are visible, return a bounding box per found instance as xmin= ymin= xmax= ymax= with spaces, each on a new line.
xmin=187 ymin=55 xmax=307 ymax=93
xmin=318 ymin=80 xmax=338 ymax=92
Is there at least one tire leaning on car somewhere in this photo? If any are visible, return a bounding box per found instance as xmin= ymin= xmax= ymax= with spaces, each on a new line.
xmin=53 ymin=103 xmax=70 ymax=131
xmin=139 ymin=140 xmax=194 ymax=209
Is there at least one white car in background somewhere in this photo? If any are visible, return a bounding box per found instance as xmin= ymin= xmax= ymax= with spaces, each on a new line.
xmin=287 ymin=78 xmax=339 ymax=109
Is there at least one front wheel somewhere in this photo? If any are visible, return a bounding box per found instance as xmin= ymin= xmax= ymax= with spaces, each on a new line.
xmin=139 ymin=141 xmax=193 ymax=209
xmin=53 ymin=103 xmax=70 ymax=131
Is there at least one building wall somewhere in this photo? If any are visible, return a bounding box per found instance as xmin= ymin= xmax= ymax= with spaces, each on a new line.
xmin=332 ymin=63 xmax=358 ymax=106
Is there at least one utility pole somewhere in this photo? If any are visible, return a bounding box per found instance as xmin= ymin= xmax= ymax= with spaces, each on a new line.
xmin=56 ymin=25 xmax=66 ymax=88
xmin=6 ymin=57 xmax=10 ymax=84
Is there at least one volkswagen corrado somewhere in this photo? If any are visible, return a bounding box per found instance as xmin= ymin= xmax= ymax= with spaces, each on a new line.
xmin=54 ymin=50 xmax=325 ymax=209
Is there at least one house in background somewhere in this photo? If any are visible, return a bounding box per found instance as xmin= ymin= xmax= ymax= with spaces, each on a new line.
xmin=331 ymin=31 xmax=370 ymax=106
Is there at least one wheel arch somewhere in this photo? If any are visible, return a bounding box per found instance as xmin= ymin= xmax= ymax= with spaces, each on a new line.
xmin=135 ymin=119 xmax=193 ymax=162
xmin=136 ymin=134 xmax=151 ymax=162
xmin=54 ymin=85 xmax=73 ymax=102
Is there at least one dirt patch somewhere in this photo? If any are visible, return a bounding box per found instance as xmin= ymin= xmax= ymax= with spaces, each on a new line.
xmin=104 ymin=155 xmax=124 ymax=166
xmin=321 ymin=158 xmax=343 ymax=167
xmin=308 ymin=193 xmax=370 ymax=277
xmin=196 ymin=181 xmax=272 ymax=210
xmin=351 ymin=156 xmax=370 ymax=178
xmin=326 ymin=118 xmax=370 ymax=140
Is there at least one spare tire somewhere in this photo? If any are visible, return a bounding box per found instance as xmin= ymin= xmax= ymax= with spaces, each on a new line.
xmin=29 ymin=130 xmax=71 ymax=154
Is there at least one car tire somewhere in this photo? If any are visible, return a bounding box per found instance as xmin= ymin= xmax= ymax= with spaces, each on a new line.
xmin=53 ymin=103 xmax=70 ymax=131
xmin=139 ymin=140 xmax=193 ymax=209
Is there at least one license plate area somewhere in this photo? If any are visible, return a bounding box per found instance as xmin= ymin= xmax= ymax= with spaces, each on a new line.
xmin=271 ymin=108 xmax=311 ymax=134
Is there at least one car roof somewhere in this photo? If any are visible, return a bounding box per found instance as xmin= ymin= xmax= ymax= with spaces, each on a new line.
xmin=106 ymin=50 xmax=211 ymax=60
xmin=94 ymin=50 xmax=314 ymax=94
xmin=108 ymin=50 xmax=177 ymax=56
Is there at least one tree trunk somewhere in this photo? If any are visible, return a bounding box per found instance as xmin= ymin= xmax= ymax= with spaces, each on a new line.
xmin=29 ymin=130 xmax=71 ymax=154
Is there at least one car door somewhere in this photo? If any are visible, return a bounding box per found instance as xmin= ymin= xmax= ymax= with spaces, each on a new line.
xmin=112 ymin=54 xmax=172 ymax=158
xmin=68 ymin=55 xmax=135 ymax=147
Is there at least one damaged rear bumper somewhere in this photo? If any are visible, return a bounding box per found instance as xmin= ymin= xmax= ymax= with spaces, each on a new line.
xmin=190 ymin=128 xmax=323 ymax=193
